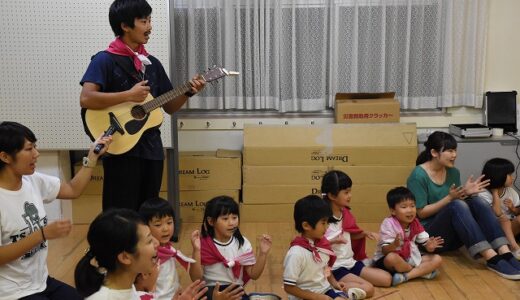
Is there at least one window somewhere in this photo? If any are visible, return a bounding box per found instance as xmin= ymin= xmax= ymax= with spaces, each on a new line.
xmin=171 ymin=0 xmax=487 ymax=112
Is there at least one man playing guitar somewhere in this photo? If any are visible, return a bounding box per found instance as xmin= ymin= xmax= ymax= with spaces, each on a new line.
xmin=79 ymin=0 xmax=205 ymax=212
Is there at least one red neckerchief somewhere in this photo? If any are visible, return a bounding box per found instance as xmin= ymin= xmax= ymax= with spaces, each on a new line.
xmin=156 ymin=244 xmax=192 ymax=270
xmin=200 ymin=236 xmax=254 ymax=284
xmin=290 ymin=236 xmax=336 ymax=267
xmin=106 ymin=37 xmax=149 ymax=72
xmin=392 ymin=217 xmax=424 ymax=260
xmin=139 ymin=293 xmax=154 ymax=300
xmin=341 ymin=207 xmax=367 ymax=261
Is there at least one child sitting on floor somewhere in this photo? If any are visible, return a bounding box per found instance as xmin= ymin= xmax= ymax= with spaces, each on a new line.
xmin=283 ymin=195 xmax=366 ymax=300
xmin=189 ymin=196 xmax=272 ymax=300
xmin=480 ymin=158 xmax=520 ymax=259
xmin=322 ymin=170 xmax=392 ymax=297
xmin=138 ymin=197 xmax=198 ymax=299
xmin=373 ymin=187 xmax=443 ymax=286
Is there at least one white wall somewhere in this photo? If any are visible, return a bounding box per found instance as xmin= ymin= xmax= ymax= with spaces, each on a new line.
xmin=485 ymin=0 xmax=520 ymax=128
xmin=485 ymin=0 xmax=520 ymax=92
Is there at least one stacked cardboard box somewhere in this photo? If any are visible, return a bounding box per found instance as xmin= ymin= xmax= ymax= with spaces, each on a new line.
xmin=71 ymin=150 xmax=241 ymax=224
xmin=71 ymin=159 xmax=168 ymax=224
xmin=178 ymin=150 xmax=241 ymax=223
xmin=71 ymin=160 xmax=103 ymax=224
xmin=241 ymin=123 xmax=417 ymax=222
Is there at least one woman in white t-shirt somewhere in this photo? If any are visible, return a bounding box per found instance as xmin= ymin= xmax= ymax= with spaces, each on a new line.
xmin=480 ymin=158 xmax=520 ymax=259
xmin=0 ymin=121 xmax=111 ymax=300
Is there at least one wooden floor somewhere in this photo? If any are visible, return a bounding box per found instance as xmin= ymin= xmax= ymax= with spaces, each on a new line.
xmin=48 ymin=222 xmax=520 ymax=299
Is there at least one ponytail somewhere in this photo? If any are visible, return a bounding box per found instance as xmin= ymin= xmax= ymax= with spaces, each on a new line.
xmin=74 ymin=209 xmax=143 ymax=297
xmin=416 ymin=131 xmax=457 ymax=165
xmin=75 ymin=253 xmax=105 ymax=297
xmin=416 ymin=149 xmax=431 ymax=165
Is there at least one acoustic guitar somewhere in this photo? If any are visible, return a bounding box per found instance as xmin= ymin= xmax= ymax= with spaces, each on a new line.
xmin=82 ymin=66 xmax=237 ymax=155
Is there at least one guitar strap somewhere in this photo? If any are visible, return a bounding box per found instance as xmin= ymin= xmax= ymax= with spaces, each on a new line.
xmin=104 ymin=51 xmax=142 ymax=82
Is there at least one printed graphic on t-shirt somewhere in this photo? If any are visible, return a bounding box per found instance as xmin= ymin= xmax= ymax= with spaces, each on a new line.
xmin=9 ymin=202 xmax=48 ymax=259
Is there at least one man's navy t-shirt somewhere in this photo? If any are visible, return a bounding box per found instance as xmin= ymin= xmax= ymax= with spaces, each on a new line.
xmin=80 ymin=51 xmax=173 ymax=160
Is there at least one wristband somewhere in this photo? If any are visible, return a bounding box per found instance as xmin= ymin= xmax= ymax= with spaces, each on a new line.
xmin=41 ymin=228 xmax=46 ymax=242
xmin=184 ymin=90 xmax=196 ymax=98
xmin=82 ymin=156 xmax=96 ymax=168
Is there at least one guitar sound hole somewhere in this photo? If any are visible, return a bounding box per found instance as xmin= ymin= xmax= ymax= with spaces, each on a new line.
xmin=131 ymin=106 xmax=146 ymax=120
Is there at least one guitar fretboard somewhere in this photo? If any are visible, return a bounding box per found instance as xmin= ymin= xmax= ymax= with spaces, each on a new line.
xmin=141 ymin=82 xmax=192 ymax=113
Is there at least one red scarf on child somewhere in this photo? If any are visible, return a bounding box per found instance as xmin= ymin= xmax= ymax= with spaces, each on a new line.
xmin=341 ymin=208 xmax=367 ymax=261
xmin=390 ymin=216 xmax=424 ymax=260
xmin=290 ymin=236 xmax=336 ymax=267
xmin=200 ymin=236 xmax=255 ymax=285
xmin=139 ymin=293 xmax=154 ymax=300
xmin=106 ymin=37 xmax=149 ymax=72
xmin=156 ymin=244 xmax=195 ymax=270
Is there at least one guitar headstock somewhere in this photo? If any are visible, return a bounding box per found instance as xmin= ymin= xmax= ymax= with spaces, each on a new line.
xmin=201 ymin=66 xmax=239 ymax=83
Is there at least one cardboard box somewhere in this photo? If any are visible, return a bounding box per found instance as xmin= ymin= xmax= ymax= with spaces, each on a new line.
xmin=240 ymin=203 xmax=294 ymax=222
xmin=74 ymin=162 xmax=104 ymax=195
xmin=335 ymin=92 xmax=400 ymax=123
xmin=242 ymin=184 xmax=394 ymax=205
xmin=69 ymin=191 xmax=387 ymax=224
xmin=242 ymin=184 xmax=319 ymax=204
xmin=240 ymin=203 xmax=389 ymax=223
xmin=243 ymin=165 xmax=413 ymax=185
xmin=71 ymin=190 xmax=239 ymax=224
xmin=179 ymin=150 xmax=241 ymax=190
xmin=243 ymin=123 xmax=417 ymax=166
xmin=74 ymin=159 xmax=169 ymax=194
xmin=176 ymin=190 xmax=240 ymax=223
xmin=72 ymin=195 xmax=102 ymax=224
xmin=349 ymin=203 xmax=390 ymax=223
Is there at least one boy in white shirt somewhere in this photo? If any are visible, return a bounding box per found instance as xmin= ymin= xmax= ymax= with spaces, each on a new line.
xmin=138 ymin=197 xmax=198 ymax=299
xmin=283 ymin=195 xmax=365 ymax=300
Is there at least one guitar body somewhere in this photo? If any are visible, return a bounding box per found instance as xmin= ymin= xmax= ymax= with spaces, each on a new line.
xmin=81 ymin=66 xmax=236 ymax=155
xmin=83 ymin=93 xmax=163 ymax=155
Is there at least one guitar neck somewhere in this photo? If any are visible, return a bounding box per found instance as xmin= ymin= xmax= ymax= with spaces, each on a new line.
xmin=141 ymin=82 xmax=192 ymax=113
